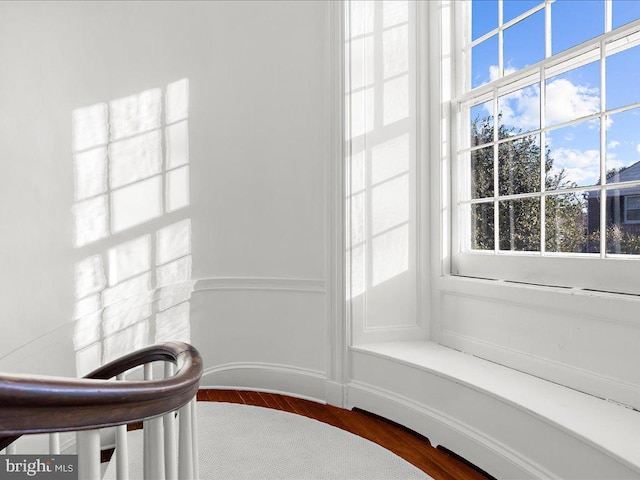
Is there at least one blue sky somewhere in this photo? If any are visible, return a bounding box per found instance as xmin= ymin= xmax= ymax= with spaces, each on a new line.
xmin=471 ymin=0 xmax=640 ymax=188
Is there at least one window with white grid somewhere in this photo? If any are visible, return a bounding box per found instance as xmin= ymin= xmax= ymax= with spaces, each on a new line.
xmin=452 ymin=0 xmax=640 ymax=293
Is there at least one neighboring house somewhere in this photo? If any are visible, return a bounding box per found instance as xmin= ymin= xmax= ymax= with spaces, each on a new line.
xmin=587 ymin=160 xmax=640 ymax=252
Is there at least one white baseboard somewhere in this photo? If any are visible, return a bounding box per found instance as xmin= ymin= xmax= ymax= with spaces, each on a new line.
xmin=348 ymin=344 xmax=640 ymax=480
xmin=200 ymin=362 xmax=328 ymax=404
xmin=347 ymin=380 xmax=551 ymax=480
xmin=324 ymin=380 xmax=345 ymax=407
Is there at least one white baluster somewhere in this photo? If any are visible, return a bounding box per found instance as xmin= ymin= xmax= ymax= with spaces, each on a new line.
xmin=116 ymin=373 xmax=129 ymax=480
xmin=142 ymin=363 xmax=166 ymax=480
xmin=178 ymin=401 xmax=193 ymax=480
xmin=77 ymin=430 xmax=101 ymax=480
xmin=147 ymin=416 xmax=165 ymax=479
xmin=6 ymin=444 xmax=16 ymax=454
xmin=49 ymin=433 xmax=60 ymax=454
xmin=163 ymin=363 xmax=177 ymax=480
xmin=190 ymin=397 xmax=199 ymax=480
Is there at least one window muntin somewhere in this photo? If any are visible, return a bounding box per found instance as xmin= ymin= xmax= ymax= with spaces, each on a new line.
xmin=453 ymin=1 xmax=640 ymax=293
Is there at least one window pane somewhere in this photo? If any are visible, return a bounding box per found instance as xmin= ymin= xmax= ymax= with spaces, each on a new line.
xmin=472 ymin=146 xmax=494 ymax=199
xmin=499 ymin=197 xmax=541 ymax=251
xmin=613 ymin=0 xmax=640 ymax=29
xmin=606 ymin=187 xmax=640 ymax=254
xmin=607 ymin=44 xmax=640 ymax=110
xmin=504 ymin=0 xmax=541 ymax=23
xmin=497 ymin=83 xmax=540 ymax=135
xmin=504 ymin=10 xmax=545 ymax=72
xmin=546 ymin=61 xmax=600 ymax=127
xmin=472 ymin=36 xmax=498 ymax=88
xmin=552 ymin=0 xmax=604 ymax=55
xmin=472 ymin=0 xmax=498 ymax=41
xmin=499 ymin=135 xmax=541 ymax=195
xmin=546 ymin=120 xmax=601 ymax=190
xmin=471 ymin=202 xmax=495 ymax=250
xmin=606 ymin=108 xmax=640 ymax=184
xmin=628 ymin=195 xmax=640 ymax=210
xmin=545 ymin=191 xmax=593 ymax=253
xmin=471 ymin=101 xmax=494 ymax=147
xmin=584 ymin=190 xmax=602 ymax=253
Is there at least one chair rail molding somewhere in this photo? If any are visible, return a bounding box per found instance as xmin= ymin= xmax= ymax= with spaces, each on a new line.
xmin=194 ymin=277 xmax=326 ymax=294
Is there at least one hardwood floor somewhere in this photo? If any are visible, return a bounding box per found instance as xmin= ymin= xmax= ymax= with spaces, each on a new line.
xmin=198 ymin=389 xmax=493 ymax=480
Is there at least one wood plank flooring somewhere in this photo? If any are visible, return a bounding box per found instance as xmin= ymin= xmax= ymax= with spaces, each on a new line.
xmin=198 ymin=389 xmax=493 ymax=480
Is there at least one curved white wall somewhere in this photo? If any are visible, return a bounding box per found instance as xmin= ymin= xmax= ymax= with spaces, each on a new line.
xmin=0 ymin=1 xmax=332 ymax=391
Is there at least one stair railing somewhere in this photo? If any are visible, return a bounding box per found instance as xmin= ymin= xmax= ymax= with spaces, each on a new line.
xmin=0 ymin=341 xmax=202 ymax=480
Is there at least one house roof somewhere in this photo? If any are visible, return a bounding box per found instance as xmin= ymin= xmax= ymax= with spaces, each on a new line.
xmin=610 ymin=160 xmax=640 ymax=183
xmin=605 ymin=160 xmax=640 ymax=197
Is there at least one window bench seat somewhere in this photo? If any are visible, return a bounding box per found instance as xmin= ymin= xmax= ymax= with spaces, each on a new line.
xmin=347 ymin=341 xmax=640 ymax=479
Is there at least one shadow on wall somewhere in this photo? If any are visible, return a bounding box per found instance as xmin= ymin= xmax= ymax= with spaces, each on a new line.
xmin=71 ymin=79 xmax=194 ymax=376
xmin=346 ymin=0 xmax=416 ymax=299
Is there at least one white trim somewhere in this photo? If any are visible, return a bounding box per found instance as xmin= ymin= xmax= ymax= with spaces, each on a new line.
xmin=194 ymin=277 xmax=326 ymax=293
xmin=347 ymin=379 xmax=558 ymax=480
xmin=452 ymin=253 xmax=640 ymax=295
xmin=350 ymin=342 xmax=640 ymax=477
xmin=201 ymin=362 xmax=328 ymax=404
xmin=439 ymin=277 xmax=640 ymax=329
xmin=440 ymin=326 xmax=640 ymax=406
xmin=325 ymin=0 xmax=347 ymax=407
xmin=203 ymin=362 xmax=326 ymax=379
xmin=325 ymin=380 xmax=345 ymax=408
xmin=416 ymin=0 xmax=431 ymax=335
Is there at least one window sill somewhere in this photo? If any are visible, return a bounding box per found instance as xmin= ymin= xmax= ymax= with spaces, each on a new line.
xmin=350 ymin=340 xmax=640 ymax=474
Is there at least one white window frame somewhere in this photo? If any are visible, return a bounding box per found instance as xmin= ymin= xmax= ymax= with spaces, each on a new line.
xmin=450 ymin=0 xmax=640 ymax=296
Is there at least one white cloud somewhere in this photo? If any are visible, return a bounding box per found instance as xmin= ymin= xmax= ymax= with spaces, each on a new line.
xmin=604 ymin=116 xmax=614 ymax=129
xmin=484 ymin=76 xmax=601 ymax=134
xmin=636 ymin=144 xmax=640 ymax=155
xmin=546 ymin=78 xmax=599 ymax=126
xmin=608 ymin=140 xmax=620 ymax=149
xmin=549 ymin=147 xmax=600 ymax=186
xmin=481 ymin=67 xmax=602 ymax=135
xmin=606 ymin=153 xmax=626 ymax=171
xmin=489 ymin=65 xmax=517 ymax=83
xmin=497 ymin=84 xmax=540 ymax=132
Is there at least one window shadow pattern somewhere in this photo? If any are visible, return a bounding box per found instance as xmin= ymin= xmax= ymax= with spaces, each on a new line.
xmin=346 ymin=0 xmax=416 ymax=301
xmin=72 ymin=79 xmax=193 ymax=376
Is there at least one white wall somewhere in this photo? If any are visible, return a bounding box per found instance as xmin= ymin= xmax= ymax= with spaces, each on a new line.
xmin=0 ymin=1 xmax=332 ymax=395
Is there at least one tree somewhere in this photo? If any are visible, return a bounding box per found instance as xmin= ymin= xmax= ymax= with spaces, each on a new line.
xmin=470 ymin=115 xmax=588 ymax=252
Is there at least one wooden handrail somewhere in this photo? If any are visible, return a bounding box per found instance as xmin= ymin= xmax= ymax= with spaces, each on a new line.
xmin=0 ymin=342 xmax=202 ymax=450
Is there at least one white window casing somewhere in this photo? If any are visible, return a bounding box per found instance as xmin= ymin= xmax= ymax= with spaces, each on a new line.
xmin=451 ymin=1 xmax=640 ymax=295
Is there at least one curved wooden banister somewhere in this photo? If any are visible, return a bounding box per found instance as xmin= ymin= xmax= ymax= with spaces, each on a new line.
xmin=0 ymin=342 xmax=202 ymax=450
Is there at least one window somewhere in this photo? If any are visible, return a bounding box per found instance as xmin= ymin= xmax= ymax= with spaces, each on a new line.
xmin=625 ymin=195 xmax=640 ymax=223
xmin=452 ymin=0 xmax=640 ymax=293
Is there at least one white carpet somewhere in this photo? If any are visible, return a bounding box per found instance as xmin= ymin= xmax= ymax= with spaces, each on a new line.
xmin=103 ymin=402 xmax=432 ymax=479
